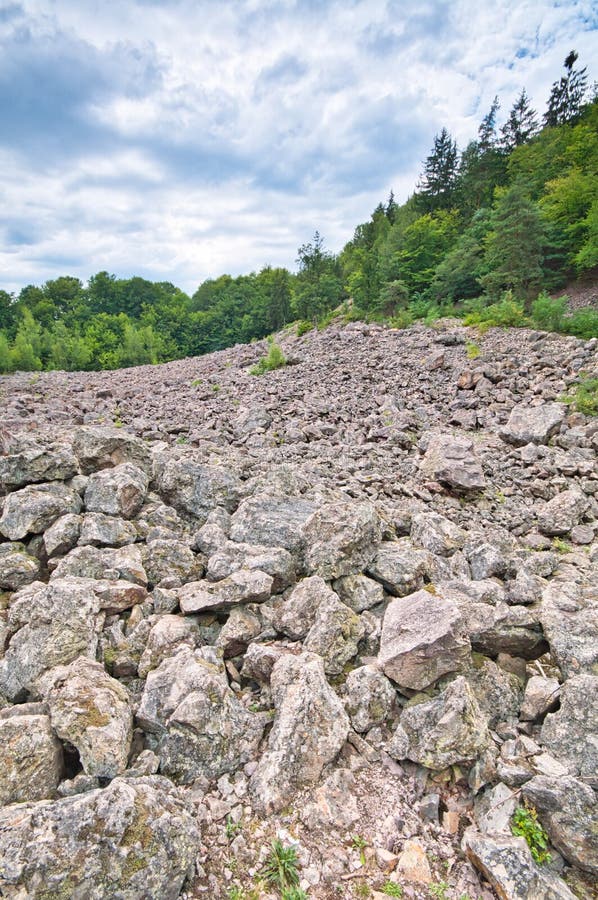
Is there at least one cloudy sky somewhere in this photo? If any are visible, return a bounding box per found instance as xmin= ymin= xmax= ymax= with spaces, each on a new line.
xmin=1 ymin=0 xmax=596 ymax=296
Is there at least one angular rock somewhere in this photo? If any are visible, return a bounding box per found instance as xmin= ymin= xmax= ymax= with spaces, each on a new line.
xmin=299 ymin=769 xmax=360 ymax=831
xmin=137 ymin=615 xmax=201 ymax=678
xmin=269 ymin=575 xmax=335 ymax=640
xmin=52 ymin=544 xmax=147 ymax=586
xmin=343 ymin=665 xmax=396 ymax=732
xmin=249 ymin=652 xmax=349 ymax=813
xmin=378 ymin=590 xmax=470 ymax=690
xmin=0 ymin=714 xmax=63 ymax=805
xmin=541 ymin=582 xmax=598 ymax=676
xmin=463 ymin=828 xmax=577 ymax=900
xmin=540 ymin=674 xmax=598 ymax=781
xmin=302 ymin=499 xmax=381 ymax=579
xmin=79 ymin=512 xmax=138 ymax=547
xmin=42 ymin=512 xmax=82 ymax=557
xmin=92 ymin=579 xmax=148 ymax=614
xmin=537 ymin=488 xmax=589 ymax=536
xmin=141 ymin=539 xmax=203 ymax=587
xmin=73 ymin=425 xmax=152 ymax=474
xmin=389 ymin=676 xmax=490 ymax=769
xmin=419 ymin=433 xmax=486 ymax=492
xmin=207 ymin=540 xmax=295 ymax=593
xmin=366 ymin=540 xmax=430 ymax=597
xmin=155 ymin=455 xmax=241 ymax=522
xmin=0 ymin=775 xmax=199 ymax=899
xmin=332 ymin=573 xmax=385 ymax=612
xmin=0 ymin=482 xmax=82 ymax=540
xmin=395 ymin=838 xmax=432 ymax=884
xmin=523 ymin=775 xmax=598 ymax=875
xmin=241 ymin=642 xmax=287 ymax=684
xmin=303 ymin=594 xmax=364 ymax=674
xmin=444 ymin=588 xmax=547 ymax=659
xmin=0 ymin=578 xmax=103 ymax=701
xmin=43 ymin=656 xmax=132 ymax=779
xmin=229 ymin=493 xmax=317 ymax=557
xmin=520 ymin=675 xmax=560 ymax=722
xmin=178 ymin=569 xmax=273 ymax=613
xmin=410 ymin=511 xmax=466 ymax=557
xmin=0 ymin=541 xmax=41 ymax=590
xmin=137 ymin=646 xmax=265 ymax=782
xmin=474 ymin=782 xmax=517 ymax=834
xmin=0 ymin=440 xmax=78 ymax=490
xmin=500 ymin=402 xmax=565 ymax=446
xmin=216 ymin=606 xmax=261 ymax=658
xmin=84 ymin=462 xmax=149 ymax=519
xmin=466 ymin=657 xmax=523 ymax=728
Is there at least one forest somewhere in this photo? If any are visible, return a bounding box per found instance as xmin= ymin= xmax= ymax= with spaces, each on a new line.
xmin=1 ymin=51 xmax=596 ymax=373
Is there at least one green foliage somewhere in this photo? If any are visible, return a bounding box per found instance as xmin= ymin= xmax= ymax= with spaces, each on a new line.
xmin=466 ymin=342 xmax=481 ymax=359
xmin=351 ymin=835 xmax=367 ymax=866
xmin=463 ymin=293 xmax=528 ymax=329
xmin=530 ymin=292 xmax=567 ymax=331
xmin=225 ymin=816 xmax=242 ymax=840
xmin=281 ymin=888 xmax=308 ymax=900
xmin=381 ymin=882 xmax=403 ymax=896
xmin=560 ymin=376 xmax=598 ymax=416
xmin=563 ymin=307 xmax=598 ymax=339
xmin=296 ymin=320 xmax=314 ymax=336
xmin=250 ymin=340 xmax=287 ymax=375
xmin=262 ymin=840 xmax=300 ymax=892
xmin=511 ymin=804 xmax=551 ymax=864
xmin=429 ymin=882 xmax=450 ymax=900
xmin=482 ymin=184 xmax=545 ymax=302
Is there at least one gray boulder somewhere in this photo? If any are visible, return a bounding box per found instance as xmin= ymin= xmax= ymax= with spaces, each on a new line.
xmin=344 ymin=665 xmax=396 ymax=732
xmin=389 ymin=676 xmax=490 ymax=769
xmin=73 ymin=426 xmax=152 ymax=474
xmin=0 ymin=713 xmax=63 ymax=805
xmin=500 ymin=402 xmax=565 ymax=446
xmin=541 ymin=582 xmax=598 ymax=677
xmin=303 ymin=594 xmax=365 ymax=674
xmin=249 ymin=652 xmax=349 ymax=813
xmin=332 ymin=573 xmax=385 ymax=612
xmin=178 ymin=568 xmax=273 ymax=613
xmin=301 ymin=499 xmax=381 ymax=578
xmin=207 ymin=540 xmax=296 ymax=593
xmin=520 ymin=675 xmax=560 ymax=722
xmin=229 ymin=493 xmax=317 ymax=557
xmin=137 ymin=615 xmax=201 ymax=677
xmin=540 ymin=674 xmax=598 ymax=781
xmin=0 ymin=482 xmax=82 ymax=540
xmin=466 ymin=657 xmax=523 ymax=728
xmin=137 ymin=646 xmax=265 ymax=782
xmin=0 ymin=440 xmax=78 ymax=490
xmin=366 ymin=540 xmax=430 ymax=596
xmin=0 ymin=578 xmax=103 ymax=701
xmin=0 ymin=542 xmax=41 ymax=590
xmin=463 ymin=829 xmax=577 ymax=900
xmin=43 ymin=656 xmax=133 ymax=779
xmin=84 ymin=462 xmax=149 ymax=519
xmin=537 ymin=488 xmax=589 ymax=536
xmin=419 ymin=433 xmax=486 ymax=492
xmin=216 ymin=605 xmax=261 ymax=658
xmin=0 ymin=775 xmax=199 ymax=899
xmin=52 ymin=544 xmax=147 ymax=586
xmin=378 ymin=590 xmax=470 ymax=690
xmin=141 ymin=539 xmax=203 ymax=587
xmin=410 ymin=511 xmax=466 ymax=557
xmin=43 ymin=512 xmax=82 ymax=557
xmin=523 ymin=775 xmax=598 ymax=874
xmin=154 ymin=455 xmax=241 ymax=522
xmin=269 ymin=575 xmax=335 ymax=640
xmin=79 ymin=512 xmax=138 ymax=547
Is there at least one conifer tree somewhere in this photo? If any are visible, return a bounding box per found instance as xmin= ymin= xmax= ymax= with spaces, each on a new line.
xmin=500 ymin=89 xmax=539 ymax=151
xmin=544 ymin=50 xmax=588 ymax=126
xmin=417 ymin=128 xmax=459 ymax=212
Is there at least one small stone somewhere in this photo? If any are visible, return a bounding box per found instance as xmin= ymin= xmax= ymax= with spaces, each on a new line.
xmin=396 ymin=839 xmax=432 ymax=884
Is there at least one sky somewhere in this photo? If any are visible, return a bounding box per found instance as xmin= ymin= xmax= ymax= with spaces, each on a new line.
xmin=1 ymin=0 xmax=596 ymax=297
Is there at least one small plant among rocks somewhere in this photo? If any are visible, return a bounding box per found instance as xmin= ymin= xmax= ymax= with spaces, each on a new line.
xmin=560 ymin=375 xmax=598 ymax=416
xmin=250 ymin=339 xmax=287 ymax=375
xmin=262 ymin=839 xmax=301 ymax=894
xmin=381 ymin=881 xmax=403 ymax=896
xmin=511 ymin=803 xmax=551 ymax=865
xmin=466 ymin=341 xmax=481 ymax=359
xmin=351 ymin=834 xmax=368 ymax=865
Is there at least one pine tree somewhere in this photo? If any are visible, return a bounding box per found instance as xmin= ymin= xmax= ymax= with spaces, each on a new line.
xmin=500 ymin=89 xmax=539 ymax=152
xmin=386 ymin=190 xmax=398 ymax=224
xmin=478 ymin=96 xmax=500 ymax=152
xmin=417 ymin=128 xmax=459 ymax=212
xmin=544 ymin=51 xmax=588 ymax=126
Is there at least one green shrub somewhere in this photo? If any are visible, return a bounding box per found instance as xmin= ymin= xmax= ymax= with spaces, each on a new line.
xmin=531 ymin=292 xmax=567 ymax=331
xmin=262 ymin=840 xmax=300 ymax=891
xmin=466 ymin=342 xmax=481 ymax=359
xmin=381 ymin=882 xmax=403 ymax=896
xmin=560 ymin=375 xmax=598 ymax=416
xmin=463 ymin=292 xmax=528 ymax=329
xmin=250 ymin=341 xmax=287 ymax=375
xmin=511 ymin=804 xmax=551 ymax=864
xmin=563 ymin=307 xmax=598 ymax=339
xmin=389 ymin=309 xmax=414 ymax=329
xmin=296 ymin=320 xmax=314 ymax=336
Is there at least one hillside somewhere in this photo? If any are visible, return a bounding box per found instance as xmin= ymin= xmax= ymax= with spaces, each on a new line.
xmin=0 ymin=319 xmax=596 ymax=899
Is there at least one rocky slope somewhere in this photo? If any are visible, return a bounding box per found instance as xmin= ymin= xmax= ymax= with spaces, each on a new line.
xmin=0 ymin=319 xmax=596 ymax=900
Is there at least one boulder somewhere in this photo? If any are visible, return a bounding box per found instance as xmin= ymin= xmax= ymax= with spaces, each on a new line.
xmin=206 ymin=540 xmax=296 ymax=593
xmin=520 ymin=675 xmax=560 ymax=722
xmin=389 ymin=676 xmax=490 ymax=769
xmin=84 ymin=462 xmax=149 ymax=519
xmin=541 ymin=582 xmax=598 ymax=677
xmin=523 ymin=775 xmax=598 ymax=875
xmin=410 ymin=511 xmax=466 ymax=557
xmin=303 ymin=594 xmax=365 ymax=674
xmin=366 ymin=540 xmax=430 ymax=597
xmin=0 ymin=578 xmax=103 ymax=702
xmin=269 ymin=575 xmax=335 ymax=640
xmin=43 ymin=656 xmax=133 ymax=779
xmin=0 ymin=542 xmax=41 ymax=591
xmin=0 ymin=775 xmax=199 ymax=899
xmin=229 ymin=493 xmax=317 ymax=557
xmin=500 ymin=402 xmax=565 ymax=446
xmin=137 ymin=615 xmax=201 ymax=678
xmin=79 ymin=512 xmax=138 ymax=547
xmin=154 ymin=456 xmax=241 ymax=522
xmin=332 ymin=573 xmax=385 ymax=612
xmin=43 ymin=512 xmax=82 ymax=557
xmin=249 ymin=652 xmax=349 ymax=813
xmin=463 ymin=828 xmax=577 ymax=900
xmin=301 ymin=499 xmax=381 ymax=578
xmin=537 ymin=488 xmax=589 ymax=536
xmin=540 ymin=674 xmax=598 ymax=781
xmin=0 ymin=482 xmax=82 ymax=540
xmin=141 ymin=539 xmax=203 ymax=587
xmin=177 ymin=569 xmax=273 ymax=613
xmin=378 ymin=590 xmax=470 ymax=690
xmin=343 ymin=665 xmax=396 ymax=732
xmin=73 ymin=426 xmax=152 ymax=474
xmin=216 ymin=605 xmax=261 ymax=658
xmin=137 ymin=646 xmax=265 ymax=782
xmin=419 ymin=433 xmax=486 ymax=492
xmin=0 ymin=440 xmax=78 ymax=490
xmin=51 ymin=544 xmax=147 ymax=586
xmin=0 ymin=713 xmax=63 ymax=805
xmin=466 ymin=657 xmax=523 ymax=728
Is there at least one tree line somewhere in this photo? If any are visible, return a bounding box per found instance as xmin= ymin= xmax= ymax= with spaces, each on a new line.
xmin=1 ymin=51 xmax=596 ymax=373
